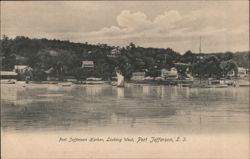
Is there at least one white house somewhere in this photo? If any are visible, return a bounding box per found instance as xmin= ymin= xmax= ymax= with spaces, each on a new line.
xmin=238 ymin=67 xmax=247 ymax=77
xmin=81 ymin=61 xmax=94 ymax=69
xmin=14 ymin=65 xmax=31 ymax=74
xmin=131 ymin=72 xmax=146 ymax=81
xmin=108 ymin=47 xmax=121 ymax=58
xmin=228 ymin=67 xmax=247 ymax=78
xmin=161 ymin=67 xmax=178 ymax=80
xmin=1 ymin=71 xmax=17 ymax=79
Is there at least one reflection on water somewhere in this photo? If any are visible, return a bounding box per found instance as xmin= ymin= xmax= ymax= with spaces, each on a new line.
xmin=1 ymin=84 xmax=249 ymax=133
xmin=117 ymin=88 xmax=124 ymax=98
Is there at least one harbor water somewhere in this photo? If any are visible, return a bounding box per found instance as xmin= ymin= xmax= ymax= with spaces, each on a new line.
xmin=1 ymin=84 xmax=249 ymax=134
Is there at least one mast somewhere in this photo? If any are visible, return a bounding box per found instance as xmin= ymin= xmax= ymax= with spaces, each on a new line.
xmin=199 ymin=36 xmax=202 ymax=84
xmin=199 ymin=36 xmax=202 ymax=55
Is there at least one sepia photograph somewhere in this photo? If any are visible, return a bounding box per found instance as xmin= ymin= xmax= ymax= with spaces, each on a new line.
xmin=1 ymin=1 xmax=249 ymax=159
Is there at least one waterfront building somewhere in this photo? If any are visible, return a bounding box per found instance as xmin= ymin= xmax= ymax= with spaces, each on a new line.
xmin=227 ymin=67 xmax=247 ymax=78
xmin=161 ymin=67 xmax=178 ymax=80
xmin=13 ymin=65 xmax=33 ymax=81
xmin=1 ymin=71 xmax=17 ymax=84
xmin=1 ymin=71 xmax=17 ymax=79
xmin=238 ymin=67 xmax=247 ymax=77
xmin=131 ymin=72 xmax=146 ymax=81
xmin=14 ymin=65 xmax=30 ymax=73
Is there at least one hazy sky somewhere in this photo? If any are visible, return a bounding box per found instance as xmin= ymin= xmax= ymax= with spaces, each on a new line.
xmin=1 ymin=1 xmax=249 ymax=53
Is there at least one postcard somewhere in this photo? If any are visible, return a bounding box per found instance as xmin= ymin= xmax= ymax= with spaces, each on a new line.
xmin=1 ymin=1 xmax=249 ymax=159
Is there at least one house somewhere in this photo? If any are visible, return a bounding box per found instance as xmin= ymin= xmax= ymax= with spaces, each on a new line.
xmin=131 ymin=72 xmax=146 ymax=81
xmin=14 ymin=65 xmax=29 ymax=74
xmin=228 ymin=67 xmax=247 ymax=78
xmin=81 ymin=61 xmax=94 ymax=69
xmin=108 ymin=47 xmax=121 ymax=58
xmin=13 ymin=65 xmax=33 ymax=81
xmin=161 ymin=67 xmax=178 ymax=80
xmin=1 ymin=71 xmax=17 ymax=79
xmin=238 ymin=67 xmax=247 ymax=77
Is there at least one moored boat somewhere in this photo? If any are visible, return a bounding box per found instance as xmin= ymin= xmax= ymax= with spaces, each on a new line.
xmin=58 ymin=82 xmax=72 ymax=87
xmin=1 ymin=79 xmax=17 ymax=84
xmin=85 ymin=77 xmax=105 ymax=85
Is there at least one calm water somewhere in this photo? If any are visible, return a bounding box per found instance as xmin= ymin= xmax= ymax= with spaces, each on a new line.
xmin=1 ymin=84 xmax=249 ymax=134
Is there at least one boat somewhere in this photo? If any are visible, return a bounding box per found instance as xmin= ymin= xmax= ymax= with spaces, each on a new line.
xmin=85 ymin=81 xmax=105 ymax=84
xmin=16 ymin=81 xmax=27 ymax=85
xmin=58 ymin=82 xmax=72 ymax=87
xmin=85 ymin=77 xmax=105 ymax=85
xmin=191 ymin=78 xmax=237 ymax=88
xmin=206 ymin=79 xmax=228 ymax=88
xmin=1 ymin=79 xmax=16 ymax=84
xmin=116 ymin=71 xmax=124 ymax=87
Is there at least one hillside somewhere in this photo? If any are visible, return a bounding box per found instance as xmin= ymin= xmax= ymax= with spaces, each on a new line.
xmin=0 ymin=36 xmax=249 ymax=80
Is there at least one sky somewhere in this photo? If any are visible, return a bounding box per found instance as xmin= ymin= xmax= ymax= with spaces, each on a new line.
xmin=1 ymin=1 xmax=249 ymax=53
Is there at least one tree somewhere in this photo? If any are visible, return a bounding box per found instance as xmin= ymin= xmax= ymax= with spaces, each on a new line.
xmin=181 ymin=50 xmax=195 ymax=64
xmin=219 ymin=60 xmax=238 ymax=78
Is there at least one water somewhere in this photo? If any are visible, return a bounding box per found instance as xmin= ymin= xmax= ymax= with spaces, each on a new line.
xmin=1 ymin=84 xmax=249 ymax=134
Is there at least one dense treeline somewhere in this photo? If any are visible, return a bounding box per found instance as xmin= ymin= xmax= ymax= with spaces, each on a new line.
xmin=0 ymin=36 xmax=249 ymax=81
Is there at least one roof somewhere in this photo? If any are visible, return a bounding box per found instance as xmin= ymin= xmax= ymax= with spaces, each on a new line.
xmin=82 ymin=61 xmax=94 ymax=64
xmin=14 ymin=65 xmax=28 ymax=70
xmin=238 ymin=67 xmax=246 ymax=71
xmin=1 ymin=71 xmax=18 ymax=76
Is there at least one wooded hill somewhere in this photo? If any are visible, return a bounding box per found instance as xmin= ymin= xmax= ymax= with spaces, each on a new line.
xmin=0 ymin=36 xmax=249 ymax=81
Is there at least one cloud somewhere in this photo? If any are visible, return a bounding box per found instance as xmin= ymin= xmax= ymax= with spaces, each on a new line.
xmin=117 ymin=10 xmax=152 ymax=30
xmin=1 ymin=1 xmax=248 ymax=53
xmin=83 ymin=9 xmax=224 ymax=40
xmin=154 ymin=10 xmax=182 ymax=27
xmin=80 ymin=6 xmax=248 ymax=53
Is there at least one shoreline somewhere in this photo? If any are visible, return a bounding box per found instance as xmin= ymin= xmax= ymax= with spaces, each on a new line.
xmin=1 ymin=78 xmax=249 ymax=87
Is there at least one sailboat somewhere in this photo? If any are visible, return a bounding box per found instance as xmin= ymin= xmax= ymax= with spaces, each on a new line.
xmin=116 ymin=71 xmax=125 ymax=87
